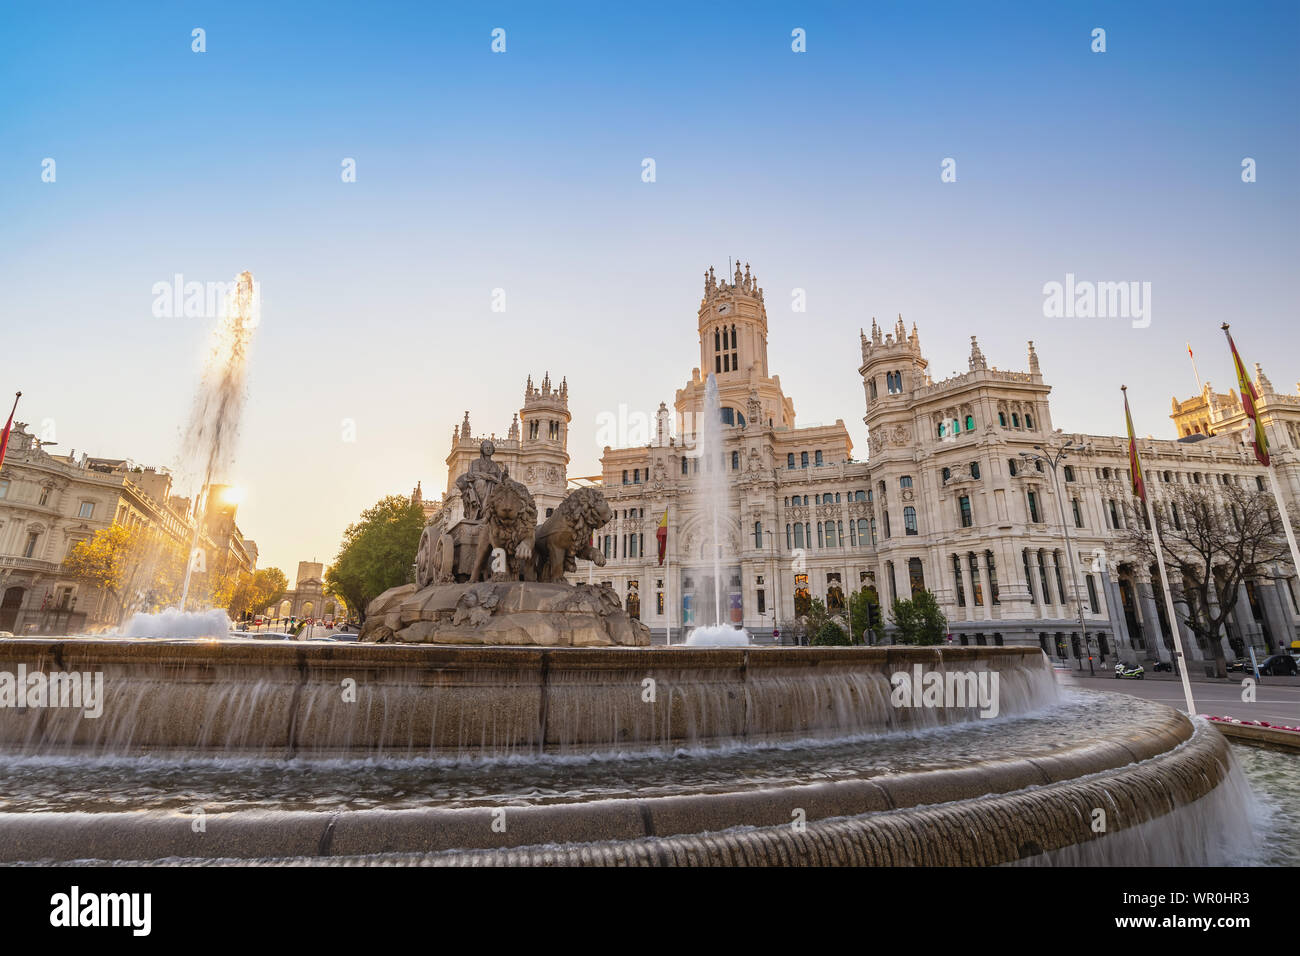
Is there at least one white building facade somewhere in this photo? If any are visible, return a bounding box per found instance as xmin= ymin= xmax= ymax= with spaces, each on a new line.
xmin=433 ymin=263 xmax=1300 ymax=663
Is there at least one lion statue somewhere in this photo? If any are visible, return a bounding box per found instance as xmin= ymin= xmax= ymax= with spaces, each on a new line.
xmin=533 ymin=487 xmax=612 ymax=583
xmin=469 ymin=477 xmax=538 ymax=582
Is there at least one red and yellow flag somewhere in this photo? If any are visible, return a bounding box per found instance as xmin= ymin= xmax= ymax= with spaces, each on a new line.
xmin=0 ymin=392 xmax=21 ymax=473
xmin=656 ymin=511 xmax=668 ymax=565
xmin=1122 ymin=386 xmax=1146 ymax=503
xmin=1223 ymin=325 xmax=1270 ymax=467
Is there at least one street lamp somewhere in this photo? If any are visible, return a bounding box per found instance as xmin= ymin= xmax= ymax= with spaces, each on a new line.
xmin=1020 ymin=440 xmax=1095 ymax=676
xmin=763 ymin=528 xmax=781 ymax=644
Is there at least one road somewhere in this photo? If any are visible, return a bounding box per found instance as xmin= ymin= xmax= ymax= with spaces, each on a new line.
xmin=1063 ymin=670 xmax=1300 ymax=726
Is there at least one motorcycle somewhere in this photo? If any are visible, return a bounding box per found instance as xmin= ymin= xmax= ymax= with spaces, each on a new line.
xmin=1114 ymin=661 xmax=1145 ymax=680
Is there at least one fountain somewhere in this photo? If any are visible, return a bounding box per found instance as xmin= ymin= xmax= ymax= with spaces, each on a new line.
xmin=685 ymin=373 xmax=751 ymax=647
xmin=0 ymin=334 xmax=1268 ymax=867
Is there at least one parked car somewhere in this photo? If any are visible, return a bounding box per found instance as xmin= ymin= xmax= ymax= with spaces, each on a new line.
xmin=308 ymin=632 xmax=359 ymax=642
xmin=1226 ymin=658 xmax=1253 ymax=673
xmin=1259 ymin=654 xmax=1299 ymax=677
xmin=1152 ymin=659 xmax=1174 ymax=673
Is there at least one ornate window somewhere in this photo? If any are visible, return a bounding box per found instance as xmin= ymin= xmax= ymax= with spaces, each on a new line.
xmin=964 ymin=415 xmax=975 ymax=431
xmin=958 ymin=496 xmax=972 ymax=528
xmin=985 ymin=550 xmax=1000 ymax=605
xmin=900 ymin=475 xmax=913 ymax=489
xmin=970 ymin=462 xmax=980 ymax=480
xmin=904 ymin=506 xmax=918 ymax=535
xmin=787 ymin=453 xmax=794 ymax=469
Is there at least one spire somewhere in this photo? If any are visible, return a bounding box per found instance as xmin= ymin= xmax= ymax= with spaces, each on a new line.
xmin=1027 ymin=340 xmax=1040 ymax=375
xmin=559 ymin=376 xmax=568 ymax=402
xmin=462 ymin=410 xmax=471 ymax=437
xmin=704 ymin=270 xmax=712 ymax=299
xmin=910 ymin=321 xmax=921 ymax=354
xmin=871 ymin=317 xmax=882 ymax=346
xmin=734 ymin=260 xmax=743 ymax=287
xmin=508 ymin=413 xmax=519 ymax=440
xmin=968 ymin=335 xmax=987 ymax=371
xmin=1255 ymin=362 xmax=1273 ymax=395
xmin=411 ymin=481 xmax=423 ymax=505
xmin=895 ymin=314 xmax=906 ymax=340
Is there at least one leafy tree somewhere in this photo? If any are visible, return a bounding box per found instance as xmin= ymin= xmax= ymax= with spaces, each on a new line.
xmin=889 ymin=588 xmax=948 ymax=645
xmin=1124 ymin=482 xmax=1292 ymax=678
xmin=62 ymin=525 xmax=140 ymax=623
xmin=848 ymin=585 xmax=881 ymax=645
xmin=326 ymin=495 xmax=426 ymax=621
xmin=227 ymin=567 xmax=289 ymax=620
xmin=811 ymin=620 xmax=851 ymax=646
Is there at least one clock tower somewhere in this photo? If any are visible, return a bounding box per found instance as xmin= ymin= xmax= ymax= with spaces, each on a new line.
xmin=675 ymin=261 xmax=795 ymax=431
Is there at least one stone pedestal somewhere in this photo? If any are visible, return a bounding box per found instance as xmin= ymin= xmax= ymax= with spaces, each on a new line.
xmin=360 ymin=581 xmax=652 ymax=647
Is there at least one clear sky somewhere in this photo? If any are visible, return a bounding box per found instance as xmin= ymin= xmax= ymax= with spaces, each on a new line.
xmin=2 ymin=1 xmax=1296 ymax=578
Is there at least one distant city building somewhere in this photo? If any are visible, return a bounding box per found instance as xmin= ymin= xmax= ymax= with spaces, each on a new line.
xmin=0 ymin=423 xmax=257 ymax=633
xmin=270 ymin=561 xmax=341 ymax=622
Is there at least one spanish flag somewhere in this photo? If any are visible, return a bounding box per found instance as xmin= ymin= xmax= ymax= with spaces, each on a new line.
xmin=656 ymin=511 xmax=668 ymax=566
xmin=1223 ymin=324 xmax=1270 ymax=467
xmin=0 ymin=392 xmax=21 ymax=474
xmin=1122 ymin=386 xmax=1146 ymax=503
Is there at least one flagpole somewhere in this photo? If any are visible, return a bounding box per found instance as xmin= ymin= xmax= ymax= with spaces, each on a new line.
xmin=1145 ymin=493 xmax=1198 ymax=716
xmin=1266 ymin=467 xmax=1300 ymax=600
xmin=1187 ymin=343 xmax=1202 ymax=393
xmin=0 ymin=391 xmax=21 ymax=473
xmin=1124 ymin=386 xmax=1197 ymax=716
xmin=664 ymin=503 xmax=672 ymax=646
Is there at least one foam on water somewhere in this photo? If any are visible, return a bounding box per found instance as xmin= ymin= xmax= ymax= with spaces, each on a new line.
xmin=684 ymin=625 xmax=751 ymax=647
xmin=117 ymin=608 xmax=232 ymax=639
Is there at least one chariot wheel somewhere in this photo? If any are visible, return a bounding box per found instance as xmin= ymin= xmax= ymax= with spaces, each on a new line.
xmin=415 ymin=525 xmax=437 ymax=588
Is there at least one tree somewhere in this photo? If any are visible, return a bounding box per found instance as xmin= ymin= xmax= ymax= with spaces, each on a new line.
xmin=227 ymin=567 xmax=289 ymax=620
xmin=62 ymin=525 xmax=140 ymax=624
xmin=889 ymin=588 xmax=947 ymax=645
xmin=848 ymin=585 xmax=881 ymax=645
xmin=325 ymin=495 xmax=426 ymax=622
xmin=1124 ymin=482 xmax=1292 ymax=678
xmin=811 ymin=620 xmax=851 ymax=646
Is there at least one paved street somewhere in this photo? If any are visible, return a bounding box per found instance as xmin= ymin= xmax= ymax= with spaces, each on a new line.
xmin=1064 ymin=670 xmax=1300 ymax=725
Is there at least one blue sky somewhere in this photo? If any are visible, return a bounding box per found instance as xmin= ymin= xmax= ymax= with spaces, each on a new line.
xmin=2 ymin=1 xmax=1296 ymax=576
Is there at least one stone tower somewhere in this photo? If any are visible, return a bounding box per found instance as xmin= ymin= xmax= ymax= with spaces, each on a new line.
xmin=676 ymin=261 xmax=795 ymax=432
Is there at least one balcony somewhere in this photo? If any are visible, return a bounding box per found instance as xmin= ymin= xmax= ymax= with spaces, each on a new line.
xmin=0 ymin=555 xmax=62 ymax=574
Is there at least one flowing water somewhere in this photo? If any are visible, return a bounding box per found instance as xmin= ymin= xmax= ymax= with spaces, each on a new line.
xmin=177 ymin=271 xmax=258 ymax=609
xmin=686 ymin=373 xmax=751 ymax=645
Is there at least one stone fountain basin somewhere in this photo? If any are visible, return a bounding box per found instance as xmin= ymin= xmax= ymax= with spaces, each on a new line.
xmin=0 ymin=707 xmax=1244 ymax=865
xmin=0 ymin=642 xmax=1057 ymax=755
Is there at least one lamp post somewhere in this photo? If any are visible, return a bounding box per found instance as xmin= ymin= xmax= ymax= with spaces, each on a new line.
xmin=764 ymin=528 xmax=781 ymax=644
xmin=1021 ymin=441 xmax=1095 ymax=676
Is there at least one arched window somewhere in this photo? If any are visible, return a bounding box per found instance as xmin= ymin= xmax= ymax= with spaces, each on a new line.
xmin=883 ymin=511 xmax=892 ymax=538
xmin=854 ymin=490 xmax=866 ymax=501
xmin=787 ymin=453 xmax=795 ymax=470
xmin=869 ymin=518 xmax=877 ymax=545
xmin=731 ymin=451 xmax=739 ymax=470
xmin=786 ymin=524 xmax=793 ymax=549
xmin=904 ymin=506 xmax=918 ymax=535
xmin=1008 ymin=458 xmax=1018 ymax=476
xmin=908 ymin=558 xmax=925 ymax=597
xmin=958 ymin=496 xmax=973 ymax=528
xmin=942 ymin=467 xmax=951 ymax=483
xmin=858 ymin=518 xmax=869 ymax=545
xmin=1025 ymin=413 xmax=1034 ymax=429
xmin=1012 ymin=413 xmax=1021 ymax=427
xmin=794 ymin=523 xmax=805 ymax=548
xmin=1063 ymin=465 xmax=1075 ymax=482
xmin=985 ymin=550 xmax=1000 ymax=605
xmin=801 ymin=451 xmax=809 ymax=469
xmin=964 ymin=415 xmax=975 ymax=431
xmin=900 ymin=475 xmax=913 ymax=489
xmin=869 ymin=379 xmax=878 ymax=401
xmin=998 ymin=411 xmax=1007 ymax=427
xmin=815 ymin=450 xmax=824 ymax=467
xmin=826 ymin=522 xmax=837 ymax=547
xmin=970 ymin=462 xmax=980 ymax=480
xmin=682 ymin=457 xmax=688 ymax=475
xmin=754 ymin=521 xmax=763 ymax=549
